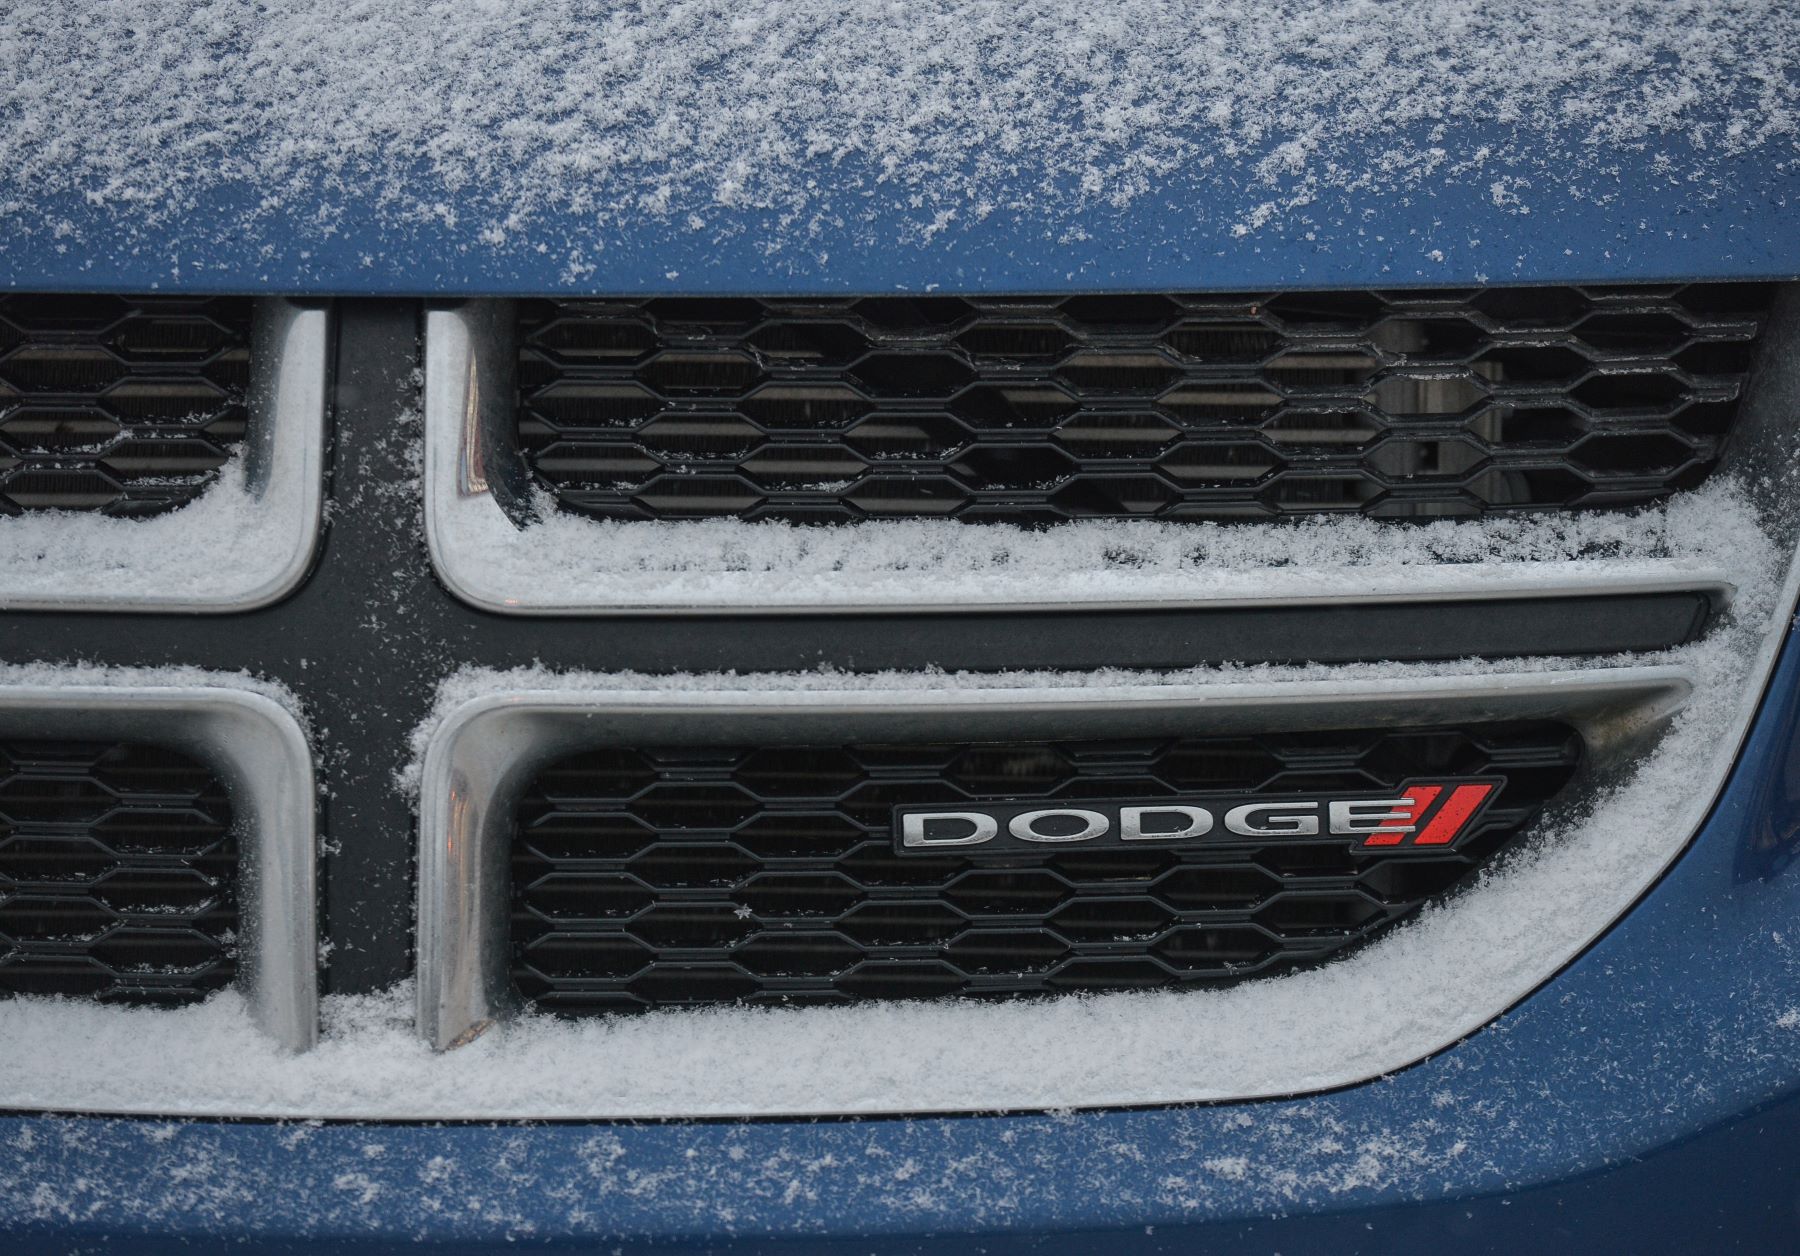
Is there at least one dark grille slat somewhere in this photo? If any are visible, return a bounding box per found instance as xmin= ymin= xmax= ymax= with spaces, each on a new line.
xmin=0 ymin=296 xmax=251 ymax=516
xmin=517 ymin=286 xmax=1771 ymax=523
xmin=512 ymin=724 xmax=1582 ymax=1014
xmin=0 ymin=741 xmax=236 ymax=1004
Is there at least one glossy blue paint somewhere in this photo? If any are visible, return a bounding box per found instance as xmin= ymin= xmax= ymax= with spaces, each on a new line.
xmin=3 ymin=128 xmax=1797 ymax=296
xmin=4 ymin=623 xmax=1800 ymax=1252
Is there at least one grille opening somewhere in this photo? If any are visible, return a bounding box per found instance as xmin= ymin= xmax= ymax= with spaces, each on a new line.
xmin=0 ymin=295 xmax=252 ymax=516
xmin=510 ymin=723 xmax=1583 ymax=1015
xmin=516 ymin=285 xmax=1771 ymax=524
xmin=0 ymin=740 xmax=236 ymax=1004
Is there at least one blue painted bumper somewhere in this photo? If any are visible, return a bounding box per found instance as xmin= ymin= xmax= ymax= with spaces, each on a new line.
xmin=5 ymin=629 xmax=1800 ymax=1252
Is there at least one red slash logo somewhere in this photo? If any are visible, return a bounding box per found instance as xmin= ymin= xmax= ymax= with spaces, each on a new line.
xmin=1357 ymin=780 xmax=1499 ymax=849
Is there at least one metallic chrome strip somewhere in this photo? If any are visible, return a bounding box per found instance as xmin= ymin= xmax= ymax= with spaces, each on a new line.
xmin=421 ymin=299 xmax=1739 ymax=617
xmin=0 ymin=684 xmax=317 ymax=1051
xmin=416 ymin=665 xmax=1691 ymax=1053
xmin=0 ymin=298 xmax=330 ymax=613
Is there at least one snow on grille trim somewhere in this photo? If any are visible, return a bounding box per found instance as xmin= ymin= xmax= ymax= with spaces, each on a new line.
xmin=0 ymin=682 xmax=317 ymax=1051
xmin=0 ymin=300 xmax=328 ymax=614
xmin=416 ymin=667 xmax=1690 ymax=1053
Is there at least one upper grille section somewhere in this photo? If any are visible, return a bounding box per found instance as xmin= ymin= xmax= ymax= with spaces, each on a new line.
xmin=0 ymin=740 xmax=236 ymax=1004
xmin=0 ymin=295 xmax=251 ymax=516
xmin=516 ymin=285 xmax=1770 ymax=523
xmin=512 ymin=723 xmax=1581 ymax=1014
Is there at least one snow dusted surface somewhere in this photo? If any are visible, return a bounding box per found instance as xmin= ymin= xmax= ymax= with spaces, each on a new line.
xmin=0 ymin=471 xmax=1789 ymax=1117
xmin=1 ymin=1 xmax=1796 ymax=271
xmin=438 ymin=477 xmax=1754 ymax=611
xmin=0 ymin=658 xmax=302 ymax=717
xmin=0 ymin=454 xmax=312 ymax=609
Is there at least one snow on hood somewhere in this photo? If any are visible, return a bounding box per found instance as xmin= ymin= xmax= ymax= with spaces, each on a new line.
xmin=1 ymin=0 xmax=1796 ymax=292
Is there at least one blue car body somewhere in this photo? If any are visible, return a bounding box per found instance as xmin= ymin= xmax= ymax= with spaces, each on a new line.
xmin=5 ymin=16 xmax=1800 ymax=1253
xmin=4 ymin=96 xmax=1798 ymax=298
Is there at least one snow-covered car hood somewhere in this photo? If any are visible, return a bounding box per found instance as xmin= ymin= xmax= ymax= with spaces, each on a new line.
xmin=2 ymin=0 xmax=1797 ymax=295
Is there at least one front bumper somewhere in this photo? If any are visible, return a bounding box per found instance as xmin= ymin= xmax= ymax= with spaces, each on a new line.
xmin=5 ymin=616 xmax=1799 ymax=1254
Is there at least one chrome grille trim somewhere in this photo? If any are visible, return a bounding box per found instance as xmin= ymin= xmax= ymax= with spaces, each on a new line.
xmin=0 ymin=683 xmax=316 ymax=1050
xmin=0 ymin=299 xmax=329 ymax=613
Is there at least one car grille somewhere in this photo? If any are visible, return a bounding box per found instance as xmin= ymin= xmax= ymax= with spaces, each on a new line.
xmin=0 ymin=740 xmax=236 ymax=1004
xmin=0 ymin=294 xmax=251 ymax=516
xmin=515 ymin=285 xmax=1770 ymax=523
xmin=511 ymin=722 xmax=1581 ymax=1013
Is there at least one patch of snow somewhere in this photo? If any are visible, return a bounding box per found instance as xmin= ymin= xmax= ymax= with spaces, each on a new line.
xmin=0 ymin=658 xmax=303 ymax=722
xmin=435 ymin=475 xmax=1760 ymax=611
xmin=0 ymin=453 xmax=310 ymax=609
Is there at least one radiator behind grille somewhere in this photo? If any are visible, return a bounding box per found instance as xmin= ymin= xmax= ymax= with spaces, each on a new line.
xmin=0 ymin=740 xmax=236 ymax=1004
xmin=516 ymin=285 xmax=1770 ymax=524
xmin=0 ymin=295 xmax=250 ymax=516
xmin=511 ymin=723 xmax=1581 ymax=1013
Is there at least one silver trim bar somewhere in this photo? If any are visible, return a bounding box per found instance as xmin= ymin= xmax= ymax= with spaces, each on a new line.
xmin=0 ymin=684 xmax=317 ymax=1051
xmin=416 ymin=666 xmax=1692 ymax=1052
xmin=0 ymin=299 xmax=330 ymax=613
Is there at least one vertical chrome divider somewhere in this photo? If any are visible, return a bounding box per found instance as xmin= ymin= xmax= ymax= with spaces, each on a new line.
xmin=417 ymin=698 xmax=543 ymax=1050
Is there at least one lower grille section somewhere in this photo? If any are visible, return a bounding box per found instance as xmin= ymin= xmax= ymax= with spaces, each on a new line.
xmin=0 ymin=294 xmax=250 ymax=516
xmin=512 ymin=723 xmax=1581 ymax=1013
xmin=0 ymin=740 xmax=236 ymax=1003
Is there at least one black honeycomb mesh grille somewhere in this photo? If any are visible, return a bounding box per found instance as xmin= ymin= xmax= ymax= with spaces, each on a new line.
xmin=0 ymin=295 xmax=251 ymax=516
xmin=512 ymin=723 xmax=1581 ymax=1013
xmin=517 ymin=285 xmax=1770 ymax=523
xmin=0 ymin=741 xmax=236 ymax=1004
